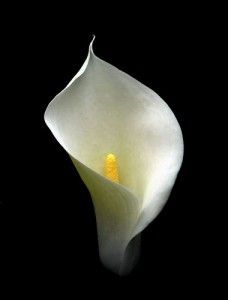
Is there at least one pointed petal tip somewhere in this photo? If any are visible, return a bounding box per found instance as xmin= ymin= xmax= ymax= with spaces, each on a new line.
xmin=89 ymin=35 xmax=96 ymax=54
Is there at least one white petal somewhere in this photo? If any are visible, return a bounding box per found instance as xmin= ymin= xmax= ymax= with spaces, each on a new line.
xmin=44 ymin=38 xmax=183 ymax=274
xmin=71 ymin=157 xmax=141 ymax=274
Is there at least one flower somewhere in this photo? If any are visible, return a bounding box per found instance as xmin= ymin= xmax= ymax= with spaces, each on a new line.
xmin=44 ymin=37 xmax=184 ymax=275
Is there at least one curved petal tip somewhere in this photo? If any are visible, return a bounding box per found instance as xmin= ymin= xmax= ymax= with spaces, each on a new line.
xmin=89 ymin=35 xmax=96 ymax=54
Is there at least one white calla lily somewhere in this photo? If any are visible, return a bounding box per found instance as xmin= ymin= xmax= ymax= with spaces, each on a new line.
xmin=44 ymin=38 xmax=184 ymax=275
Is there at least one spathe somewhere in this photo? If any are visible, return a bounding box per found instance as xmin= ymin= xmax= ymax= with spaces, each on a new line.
xmin=44 ymin=38 xmax=184 ymax=275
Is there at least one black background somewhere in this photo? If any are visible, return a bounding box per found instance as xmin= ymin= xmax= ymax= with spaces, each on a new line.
xmin=1 ymin=3 xmax=217 ymax=297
